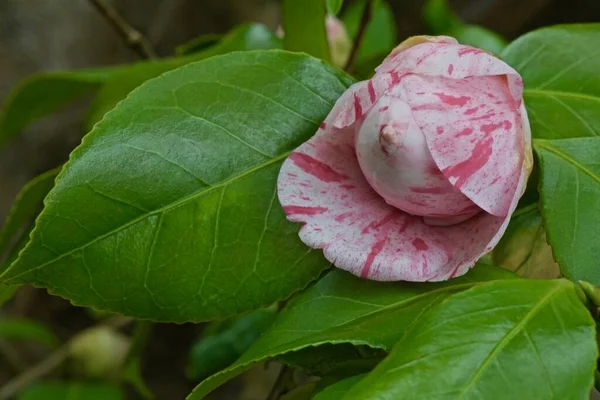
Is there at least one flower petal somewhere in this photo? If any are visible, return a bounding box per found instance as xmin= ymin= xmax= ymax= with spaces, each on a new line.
xmin=277 ymin=121 xmax=523 ymax=282
xmin=325 ymin=76 xmax=394 ymax=133
xmin=397 ymin=74 xmax=523 ymax=217
xmin=377 ymin=41 xmax=523 ymax=105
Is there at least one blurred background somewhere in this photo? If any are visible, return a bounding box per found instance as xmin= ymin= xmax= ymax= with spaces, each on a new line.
xmin=0 ymin=0 xmax=598 ymax=398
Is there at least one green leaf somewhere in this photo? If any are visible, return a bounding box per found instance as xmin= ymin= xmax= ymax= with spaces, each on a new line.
xmin=124 ymin=359 xmax=153 ymax=399
xmin=502 ymin=24 xmax=600 ymax=140
xmin=313 ymin=375 xmax=365 ymax=399
xmin=344 ymin=279 xmax=597 ymax=399
xmin=422 ymin=0 xmax=461 ymax=33
xmin=341 ymin=0 xmax=396 ymax=65
xmin=422 ymin=0 xmax=506 ymax=54
xmin=175 ymin=34 xmax=223 ymax=56
xmin=0 ymin=317 xmax=59 ymax=348
xmin=0 ymin=69 xmax=116 ymax=149
xmin=0 ymin=283 xmax=18 ymax=307
xmin=0 ymin=168 xmax=60 ymax=271
xmin=86 ymin=23 xmax=281 ymax=129
xmin=0 ymin=167 xmax=60 ymax=307
xmin=1 ymin=50 xmax=351 ymax=322
xmin=281 ymin=383 xmax=317 ymax=400
xmin=448 ymin=24 xmax=507 ymax=54
xmin=282 ymin=0 xmax=330 ymax=61
xmin=492 ymin=204 xmax=560 ymax=279
xmin=278 ymin=343 xmax=384 ymax=377
xmin=326 ymin=0 xmax=344 ymax=15
xmin=188 ymin=305 xmax=277 ymax=381
xmin=534 ymin=138 xmax=600 ymax=284
xmin=188 ymin=265 xmax=517 ymax=398
xmin=17 ymin=381 xmax=123 ymax=400
xmin=123 ymin=321 xmax=153 ymax=399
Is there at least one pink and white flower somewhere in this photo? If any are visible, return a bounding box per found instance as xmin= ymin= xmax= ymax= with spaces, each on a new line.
xmin=277 ymin=36 xmax=533 ymax=282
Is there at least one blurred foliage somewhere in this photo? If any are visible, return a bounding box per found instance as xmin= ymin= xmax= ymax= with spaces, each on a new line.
xmin=423 ymin=0 xmax=508 ymax=54
xmin=187 ymin=305 xmax=278 ymax=381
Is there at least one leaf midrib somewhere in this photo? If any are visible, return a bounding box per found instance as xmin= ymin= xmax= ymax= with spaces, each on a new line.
xmin=458 ymin=284 xmax=565 ymax=398
xmin=1 ymin=152 xmax=290 ymax=281
xmin=525 ymin=89 xmax=600 ymax=103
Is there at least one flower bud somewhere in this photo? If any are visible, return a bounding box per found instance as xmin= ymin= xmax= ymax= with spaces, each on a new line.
xmin=276 ymin=15 xmax=351 ymax=68
xmin=325 ymin=15 xmax=352 ymax=68
xmin=69 ymin=326 xmax=130 ymax=379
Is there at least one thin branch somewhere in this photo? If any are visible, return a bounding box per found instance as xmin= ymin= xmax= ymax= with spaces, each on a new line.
xmin=344 ymin=0 xmax=374 ymax=73
xmin=0 ymin=346 xmax=69 ymax=400
xmin=88 ymin=0 xmax=158 ymax=60
xmin=267 ymin=364 xmax=294 ymax=400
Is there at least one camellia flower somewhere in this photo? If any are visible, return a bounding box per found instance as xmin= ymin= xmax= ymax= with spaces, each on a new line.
xmin=277 ymin=36 xmax=533 ymax=282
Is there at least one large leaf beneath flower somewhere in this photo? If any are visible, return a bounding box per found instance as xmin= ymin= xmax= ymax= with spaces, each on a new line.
xmin=535 ymin=138 xmax=600 ymax=284
xmin=344 ymin=279 xmax=596 ymax=399
xmin=502 ymin=24 xmax=600 ymax=139
xmin=85 ymin=24 xmax=281 ymax=129
xmin=188 ymin=265 xmax=517 ymax=398
xmin=0 ymin=51 xmax=352 ymax=322
xmin=282 ymin=0 xmax=330 ymax=61
xmin=0 ymin=69 xmax=118 ymax=149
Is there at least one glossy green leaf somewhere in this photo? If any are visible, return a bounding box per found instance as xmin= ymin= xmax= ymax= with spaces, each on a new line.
xmin=0 ymin=69 xmax=118 ymax=149
xmin=1 ymin=50 xmax=351 ymax=322
xmin=313 ymin=375 xmax=365 ymax=400
xmin=342 ymin=0 xmax=396 ymax=65
xmin=493 ymin=204 xmax=560 ymax=279
xmin=345 ymin=279 xmax=596 ymax=399
xmin=535 ymin=138 xmax=600 ymax=284
xmin=188 ymin=265 xmax=517 ymax=398
xmin=17 ymin=381 xmax=123 ymax=400
xmin=0 ymin=317 xmax=59 ymax=347
xmin=282 ymin=0 xmax=330 ymax=61
xmin=502 ymin=24 xmax=600 ymax=139
xmin=448 ymin=24 xmax=507 ymax=54
xmin=86 ymin=23 xmax=281 ymax=129
xmin=0 ymin=168 xmax=60 ymax=270
xmin=326 ymin=0 xmax=344 ymax=15
xmin=188 ymin=305 xmax=277 ymax=381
